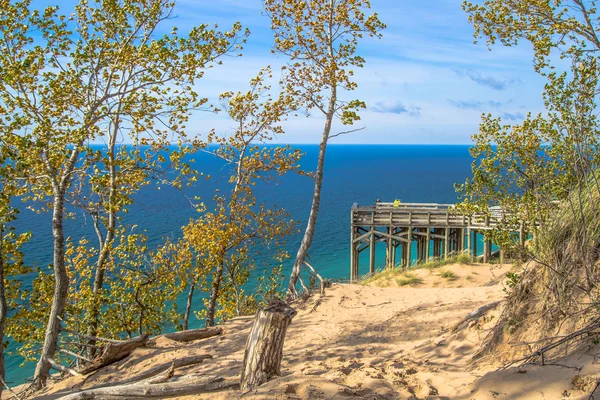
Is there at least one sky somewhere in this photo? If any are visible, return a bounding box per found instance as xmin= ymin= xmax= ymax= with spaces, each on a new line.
xmin=35 ymin=0 xmax=548 ymax=144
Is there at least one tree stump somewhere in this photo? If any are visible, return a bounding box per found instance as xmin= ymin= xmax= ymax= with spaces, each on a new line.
xmin=240 ymin=298 xmax=297 ymax=390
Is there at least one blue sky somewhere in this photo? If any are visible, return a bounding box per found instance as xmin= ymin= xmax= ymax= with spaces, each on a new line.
xmin=37 ymin=0 xmax=547 ymax=144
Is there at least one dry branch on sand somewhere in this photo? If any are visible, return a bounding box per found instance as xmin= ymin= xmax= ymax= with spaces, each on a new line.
xmin=452 ymin=301 xmax=503 ymax=332
xmin=157 ymin=327 xmax=223 ymax=343
xmin=59 ymin=362 xmax=233 ymax=399
xmin=78 ymin=335 xmax=149 ymax=375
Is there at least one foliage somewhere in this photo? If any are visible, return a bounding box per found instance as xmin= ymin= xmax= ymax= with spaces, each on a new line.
xmin=457 ymin=1 xmax=600 ymax=251
xmin=0 ymin=144 xmax=31 ymax=394
xmin=180 ymin=68 xmax=301 ymax=326
xmin=0 ymin=0 xmax=245 ymax=383
xmin=460 ymin=0 xmax=600 ymax=362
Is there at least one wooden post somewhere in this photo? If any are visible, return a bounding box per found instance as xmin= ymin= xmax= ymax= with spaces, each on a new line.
xmin=467 ymin=228 xmax=472 ymax=259
xmin=416 ymin=233 xmax=422 ymax=264
xmin=473 ymin=231 xmax=478 ymax=259
xmin=406 ymin=227 xmax=412 ymax=268
xmin=350 ymin=216 xmax=355 ymax=282
xmin=385 ymin=226 xmax=393 ymax=269
xmin=425 ymin=228 xmax=431 ymax=262
xmin=483 ymin=239 xmax=491 ymax=263
xmin=240 ymin=299 xmax=297 ymax=390
xmin=369 ymin=227 xmax=375 ymax=276
xmin=444 ymin=227 xmax=449 ymax=259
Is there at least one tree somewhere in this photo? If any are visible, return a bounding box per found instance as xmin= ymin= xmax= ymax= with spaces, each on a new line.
xmin=181 ymin=67 xmax=301 ymax=327
xmin=263 ymin=0 xmax=385 ymax=298
xmin=458 ymin=0 xmax=600 ymax=249
xmin=0 ymin=0 xmax=244 ymax=387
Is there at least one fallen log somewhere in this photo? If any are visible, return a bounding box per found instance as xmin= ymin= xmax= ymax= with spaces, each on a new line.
xmin=159 ymin=327 xmax=222 ymax=343
xmin=78 ymin=335 xmax=149 ymax=375
xmin=240 ymin=298 xmax=297 ymax=390
xmin=58 ymin=375 xmax=232 ymax=399
xmin=92 ymin=354 xmax=213 ymax=388
xmin=452 ymin=301 xmax=503 ymax=331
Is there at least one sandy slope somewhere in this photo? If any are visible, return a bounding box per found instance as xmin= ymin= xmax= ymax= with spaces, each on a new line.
xmin=26 ymin=263 xmax=600 ymax=399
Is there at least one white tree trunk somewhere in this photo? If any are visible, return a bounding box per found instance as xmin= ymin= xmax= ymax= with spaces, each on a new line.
xmin=33 ymin=191 xmax=69 ymax=388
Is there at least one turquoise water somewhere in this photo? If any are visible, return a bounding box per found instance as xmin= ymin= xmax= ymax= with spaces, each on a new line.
xmin=6 ymin=144 xmax=476 ymax=384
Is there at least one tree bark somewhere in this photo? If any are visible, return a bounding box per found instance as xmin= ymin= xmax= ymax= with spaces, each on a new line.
xmin=183 ymin=283 xmax=195 ymax=331
xmin=240 ymin=298 xmax=297 ymax=390
xmin=87 ymin=116 xmax=119 ymax=358
xmin=33 ymin=190 xmax=70 ymax=388
xmin=287 ymin=94 xmax=336 ymax=297
xmin=160 ymin=326 xmax=222 ymax=343
xmin=78 ymin=334 xmax=148 ymax=375
xmin=0 ymin=226 xmax=6 ymax=399
xmin=205 ymin=260 xmax=224 ymax=327
xmin=92 ymin=355 xmax=212 ymax=388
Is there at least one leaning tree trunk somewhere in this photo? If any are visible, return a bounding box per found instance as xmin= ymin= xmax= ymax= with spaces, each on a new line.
xmin=240 ymin=298 xmax=297 ymax=390
xmin=33 ymin=191 xmax=70 ymax=388
xmin=183 ymin=283 xmax=195 ymax=331
xmin=287 ymin=91 xmax=336 ymax=298
xmin=205 ymin=260 xmax=224 ymax=327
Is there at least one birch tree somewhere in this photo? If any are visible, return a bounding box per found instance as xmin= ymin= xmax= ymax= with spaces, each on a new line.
xmin=0 ymin=0 xmax=243 ymax=387
xmin=263 ymin=0 xmax=384 ymax=297
xmin=181 ymin=67 xmax=301 ymax=327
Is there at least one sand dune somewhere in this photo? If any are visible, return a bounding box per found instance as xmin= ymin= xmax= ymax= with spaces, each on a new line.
xmin=27 ymin=263 xmax=600 ymax=399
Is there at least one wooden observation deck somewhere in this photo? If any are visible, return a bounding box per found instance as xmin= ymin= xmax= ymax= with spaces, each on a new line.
xmin=349 ymin=202 xmax=524 ymax=282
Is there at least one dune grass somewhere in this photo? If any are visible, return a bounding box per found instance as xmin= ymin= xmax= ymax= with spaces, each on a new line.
xmin=396 ymin=273 xmax=424 ymax=286
xmin=439 ymin=269 xmax=458 ymax=280
xmin=360 ymin=253 xmax=472 ymax=286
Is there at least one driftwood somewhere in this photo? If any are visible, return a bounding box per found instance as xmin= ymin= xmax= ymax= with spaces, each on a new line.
xmin=452 ymin=301 xmax=503 ymax=332
xmin=59 ymin=373 xmax=232 ymax=399
xmin=159 ymin=327 xmax=222 ymax=343
xmin=78 ymin=335 xmax=148 ymax=375
xmin=240 ymin=298 xmax=297 ymax=390
xmin=95 ymin=354 xmax=213 ymax=387
xmin=48 ymin=358 xmax=81 ymax=377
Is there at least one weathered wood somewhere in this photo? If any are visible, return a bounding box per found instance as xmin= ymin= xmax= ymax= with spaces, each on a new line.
xmin=444 ymin=228 xmax=449 ymax=259
xmin=59 ymin=374 xmax=231 ymax=399
xmin=425 ymin=228 xmax=431 ymax=262
xmin=406 ymin=227 xmax=412 ymax=268
xmin=240 ymin=298 xmax=297 ymax=390
xmin=93 ymin=355 xmax=212 ymax=388
xmin=350 ymin=224 xmax=356 ymax=282
xmin=47 ymin=358 xmax=80 ymax=377
xmin=350 ymin=202 xmax=528 ymax=280
xmin=467 ymin=228 xmax=472 ymax=259
xmin=78 ymin=335 xmax=148 ymax=375
xmin=452 ymin=301 xmax=503 ymax=331
xmin=369 ymin=227 xmax=375 ymax=275
xmin=160 ymin=327 xmax=222 ymax=343
xmin=304 ymin=261 xmax=326 ymax=295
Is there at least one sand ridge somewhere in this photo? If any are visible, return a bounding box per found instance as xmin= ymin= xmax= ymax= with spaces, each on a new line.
xmin=26 ymin=263 xmax=600 ymax=399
